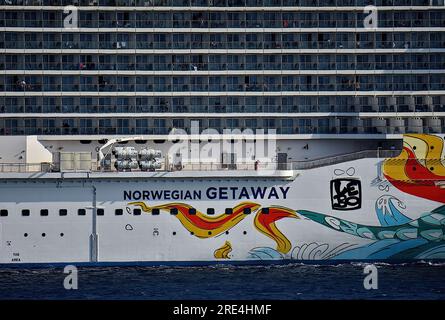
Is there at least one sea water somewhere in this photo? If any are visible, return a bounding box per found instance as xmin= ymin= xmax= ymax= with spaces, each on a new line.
xmin=0 ymin=262 xmax=444 ymax=300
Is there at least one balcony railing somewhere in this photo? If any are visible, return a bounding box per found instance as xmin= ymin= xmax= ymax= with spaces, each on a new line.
xmin=0 ymin=0 xmax=436 ymax=7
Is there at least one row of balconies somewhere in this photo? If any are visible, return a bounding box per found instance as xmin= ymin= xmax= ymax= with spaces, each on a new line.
xmin=2 ymin=61 xmax=443 ymax=71
xmin=2 ymin=11 xmax=445 ymax=29
xmin=3 ymin=94 xmax=443 ymax=110
xmin=2 ymin=85 xmax=444 ymax=92
xmin=2 ymin=116 xmax=443 ymax=124
xmin=3 ymin=95 xmax=440 ymax=102
xmin=3 ymin=75 xmax=445 ymax=92
xmin=0 ymin=34 xmax=445 ymax=51
xmin=2 ymin=104 xmax=445 ymax=113
xmin=3 ymin=95 xmax=441 ymax=103
xmin=0 ymin=0 xmax=437 ymax=7
xmin=1 ymin=124 xmax=443 ymax=135
xmin=2 ymin=39 xmax=443 ymax=50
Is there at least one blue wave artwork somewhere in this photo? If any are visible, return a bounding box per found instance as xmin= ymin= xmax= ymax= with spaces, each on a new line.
xmin=375 ymin=195 xmax=411 ymax=227
xmin=297 ymin=204 xmax=445 ymax=260
xmin=248 ymin=247 xmax=284 ymax=260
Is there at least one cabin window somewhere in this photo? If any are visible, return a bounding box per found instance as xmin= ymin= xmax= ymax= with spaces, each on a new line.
xmin=133 ymin=208 xmax=141 ymax=215
xmin=243 ymin=208 xmax=251 ymax=215
xmin=0 ymin=209 xmax=8 ymax=217
xmin=261 ymin=208 xmax=269 ymax=214
xmin=59 ymin=209 xmax=68 ymax=216
xmin=115 ymin=209 xmax=123 ymax=216
xmin=97 ymin=208 xmax=104 ymax=216
xmin=78 ymin=209 xmax=86 ymax=216
xmin=207 ymin=208 xmax=215 ymax=215
xmin=152 ymin=208 xmax=160 ymax=215
xmin=188 ymin=208 xmax=196 ymax=215
xmin=22 ymin=209 xmax=30 ymax=216
xmin=40 ymin=209 xmax=48 ymax=216
xmin=225 ymin=208 xmax=233 ymax=215
xmin=170 ymin=208 xmax=178 ymax=215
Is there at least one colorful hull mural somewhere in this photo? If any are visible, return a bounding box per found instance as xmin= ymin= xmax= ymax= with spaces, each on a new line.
xmin=1 ymin=133 xmax=445 ymax=265
xmin=126 ymin=199 xmax=445 ymax=261
xmin=128 ymin=201 xmax=261 ymax=239
xmin=297 ymin=206 xmax=445 ymax=260
xmin=129 ymin=201 xmax=299 ymax=256
xmin=121 ymin=133 xmax=445 ymax=262
xmin=383 ymin=134 xmax=445 ymax=204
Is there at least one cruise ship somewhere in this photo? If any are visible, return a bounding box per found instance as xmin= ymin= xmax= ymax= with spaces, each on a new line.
xmin=0 ymin=0 xmax=445 ymax=265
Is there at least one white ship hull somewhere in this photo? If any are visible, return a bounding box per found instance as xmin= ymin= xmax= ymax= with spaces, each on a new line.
xmin=1 ymin=134 xmax=444 ymax=265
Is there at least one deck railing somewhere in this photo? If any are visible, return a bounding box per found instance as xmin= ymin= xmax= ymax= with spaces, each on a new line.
xmin=291 ymin=149 xmax=401 ymax=170
xmin=0 ymin=149 xmax=402 ymax=173
xmin=0 ymin=162 xmax=49 ymax=173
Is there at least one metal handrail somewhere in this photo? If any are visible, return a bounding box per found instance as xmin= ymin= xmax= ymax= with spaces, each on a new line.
xmin=0 ymin=162 xmax=48 ymax=173
xmin=0 ymin=150 xmax=404 ymax=173
xmin=291 ymin=149 xmax=402 ymax=170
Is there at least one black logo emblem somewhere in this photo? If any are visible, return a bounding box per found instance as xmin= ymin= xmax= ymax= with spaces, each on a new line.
xmin=330 ymin=178 xmax=362 ymax=211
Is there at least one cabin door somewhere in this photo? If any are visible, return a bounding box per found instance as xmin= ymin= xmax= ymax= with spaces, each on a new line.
xmin=221 ymin=153 xmax=237 ymax=169
xmin=277 ymin=153 xmax=288 ymax=170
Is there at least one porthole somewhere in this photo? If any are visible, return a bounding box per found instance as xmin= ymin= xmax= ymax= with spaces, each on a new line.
xmin=207 ymin=208 xmax=215 ymax=215
xmin=413 ymin=167 xmax=417 ymax=171
xmin=97 ymin=208 xmax=104 ymax=216
xmin=24 ymin=233 xmax=28 ymax=237
xmin=188 ymin=208 xmax=196 ymax=215
xmin=22 ymin=209 xmax=30 ymax=217
xmin=430 ymin=167 xmax=434 ymax=171
xmin=60 ymin=233 xmax=64 ymax=237
xmin=78 ymin=209 xmax=86 ymax=216
xmin=115 ymin=209 xmax=123 ymax=216
xmin=0 ymin=209 xmax=8 ymax=217
xmin=208 ymin=231 xmax=212 ymax=235
xmin=243 ymin=231 xmax=247 ymax=235
xmin=40 ymin=209 xmax=48 ymax=216
xmin=172 ymin=231 xmax=176 ymax=236
xmin=170 ymin=208 xmax=178 ymax=215
xmin=243 ymin=208 xmax=251 ymax=215
xmin=59 ymin=209 xmax=67 ymax=216
xmin=190 ymin=232 xmax=194 ymax=236
xmin=225 ymin=208 xmax=233 ymax=215
xmin=42 ymin=233 xmax=46 ymax=237
xmin=152 ymin=208 xmax=160 ymax=215
xmin=413 ymin=146 xmax=417 ymax=150
xmin=133 ymin=209 xmax=141 ymax=216
xmin=431 ymin=146 xmax=435 ymax=150
xmin=261 ymin=208 xmax=270 ymax=214
xmin=225 ymin=231 xmax=229 ymax=235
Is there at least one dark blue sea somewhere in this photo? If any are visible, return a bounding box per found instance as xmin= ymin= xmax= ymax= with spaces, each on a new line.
xmin=0 ymin=262 xmax=444 ymax=300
